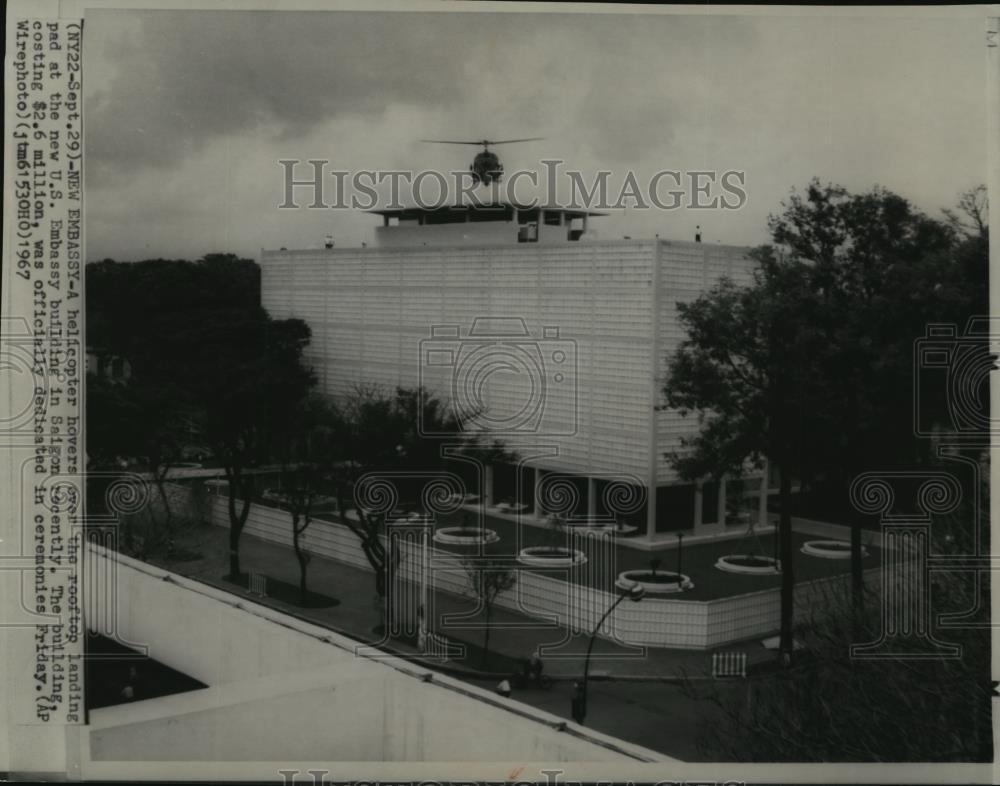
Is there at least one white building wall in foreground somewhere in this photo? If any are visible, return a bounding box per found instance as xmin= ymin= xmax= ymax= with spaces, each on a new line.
xmin=80 ymin=545 xmax=664 ymax=772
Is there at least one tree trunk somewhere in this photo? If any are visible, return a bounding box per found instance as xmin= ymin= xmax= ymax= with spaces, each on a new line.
xmin=153 ymin=465 xmax=174 ymax=533
xmin=778 ymin=464 xmax=794 ymax=663
xmin=292 ymin=516 xmax=309 ymax=606
xmin=341 ymin=492 xmax=393 ymax=635
xmin=384 ymin=549 xmax=395 ymax=638
xmin=377 ymin=582 xmax=389 ymax=637
xmin=298 ymin=556 xmax=308 ymax=607
xmin=226 ymin=468 xmax=251 ymax=579
xmin=228 ymin=523 xmax=241 ymax=579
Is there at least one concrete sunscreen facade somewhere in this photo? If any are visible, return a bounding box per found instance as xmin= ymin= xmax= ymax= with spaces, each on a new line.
xmin=260 ymin=233 xmax=759 ymax=536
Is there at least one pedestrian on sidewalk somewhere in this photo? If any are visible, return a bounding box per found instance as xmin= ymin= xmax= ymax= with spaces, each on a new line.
xmin=528 ymin=649 xmax=544 ymax=682
xmin=497 ymin=678 xmax=511 ymax=698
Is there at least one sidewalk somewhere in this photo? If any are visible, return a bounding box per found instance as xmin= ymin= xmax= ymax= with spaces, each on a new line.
xmin=151 ymin=522 xmax=773 ymax=680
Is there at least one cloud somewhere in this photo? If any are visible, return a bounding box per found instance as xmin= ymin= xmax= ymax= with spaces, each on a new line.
xmin=83 ymin=9 xmax=987 ymax=260
xmin=85 ymin=10 xmax=476 ymax=183
xmin=85 ymin=12 xmax=759 ymax=181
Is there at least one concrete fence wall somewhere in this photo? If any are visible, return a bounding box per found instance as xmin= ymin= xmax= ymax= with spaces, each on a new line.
xmin=203 ymin=488 xmax=878 ymax=650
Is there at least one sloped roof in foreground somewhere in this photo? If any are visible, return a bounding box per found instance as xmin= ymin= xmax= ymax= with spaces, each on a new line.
xmin=79 ymin=545 xmax=668 ymax=777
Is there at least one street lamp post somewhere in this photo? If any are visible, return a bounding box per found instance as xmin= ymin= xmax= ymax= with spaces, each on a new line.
xmin=576 ymin=583 xmax=645 ymax=725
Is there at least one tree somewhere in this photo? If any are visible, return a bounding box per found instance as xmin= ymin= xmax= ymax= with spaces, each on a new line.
xmin=665 ymin=256 xmax=823 ymax=660
xmin=86 ymin=371 xmax=200 ymax=558
xmin=689 ymin=487 xmax=991 ymax=762
xmin=463 ymin=550 xmax=517 ymax=667
xmin=541 ymin=510 xmax=568 ymax=552
xmin=191 ymin=314 xmax=316 ymax=578
xmin=279 ymin=464 xmax=318 ymax=606
xmin=86 ymin=254 xmax=261 ymax=365
xmin=329 ymin=385 xmax=516 ymax=634
xmin=85 ymin=255 xmax=312 ymax=575
xmin=272 ymin=395 xmax=339 ymax=605
xmin=764 ymin=180 xmax=984 ymax=611
xmin=329 ymin=385 xmax=445 ymax=634
xmin=942 ymin=184 xmax=988 ymax=240
xmin=665 ymin=180 xmax=988 ymax=657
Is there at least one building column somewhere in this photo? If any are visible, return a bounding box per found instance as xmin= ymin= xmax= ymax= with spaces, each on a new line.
xmin=418 ymin=525 xmax=429 ymax=651
xmin=534 ymin=466 xmax=543 ymax=515
xmin=693 ymin=481 xmax=703 ymax=530
xmin=717 ymin=475 xmax=728 ymax=526
xmin=587 ymin=477 xmax=597 ymax=521
xmin=758 ymin=459 xmax=770 ymax=528
xmin=484 ymin=464 xmax=494 ymax=508
xmin=646 ymin=484 xmax=657 ymax=538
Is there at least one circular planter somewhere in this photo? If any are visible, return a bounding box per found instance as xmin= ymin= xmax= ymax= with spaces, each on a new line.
xmin=493 ymin=502 xmax=529 ymax=514
xmin=444 ymin=493 xmax=479 ymax=505
xmin=715 ymin=554 xmax=781 ymax=575
xmin=566 ymin=519 xmax=639 ymax=535
xmin=564 ymin=520 xmax=639 ymax=536
xmin=433 ymin=527 xmax=500 ymax=545
xmin=616 ymin=569 xmax=693 ymax=594
xmin=388 ymin=515 xmax=434 ymax=527
xmin=801 ymin=540 xmax=868 ymax=559
xmin=517 ymin=546 xmax=588 ymax=567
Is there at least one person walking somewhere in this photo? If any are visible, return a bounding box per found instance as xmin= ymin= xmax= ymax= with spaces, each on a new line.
xmin=528 ymin=649 xmax=543 ymax=682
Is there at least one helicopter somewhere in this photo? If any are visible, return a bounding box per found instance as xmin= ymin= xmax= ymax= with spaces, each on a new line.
xmin=420 ymin=137 xmax=543 ymax=186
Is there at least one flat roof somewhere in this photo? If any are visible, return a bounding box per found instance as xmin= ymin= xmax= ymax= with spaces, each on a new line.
xmin=369 ymin=203 xmax=607 ymax=220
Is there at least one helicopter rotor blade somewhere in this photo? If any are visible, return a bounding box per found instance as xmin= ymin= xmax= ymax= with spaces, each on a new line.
xmin=419 ymin=140 xmax=490 ymax=145
xmin=419 ymin=138 xmax=544 ymax=146
xmin=486 ymin=137 xmax=545 ymax=145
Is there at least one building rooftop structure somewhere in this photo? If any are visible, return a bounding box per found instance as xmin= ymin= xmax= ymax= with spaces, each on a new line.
xmin=369 ymin=202 xmax=607 ymax=247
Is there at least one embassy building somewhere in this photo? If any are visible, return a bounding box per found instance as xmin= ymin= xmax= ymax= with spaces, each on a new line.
xmin=260 ymin=202 xmax=771 ymax=543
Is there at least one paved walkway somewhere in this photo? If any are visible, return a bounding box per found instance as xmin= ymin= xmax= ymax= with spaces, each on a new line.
xmin=146 ymin=522 xmax=770 ymax=761
xmin=152 ymin=522 xmax=773 ymax=679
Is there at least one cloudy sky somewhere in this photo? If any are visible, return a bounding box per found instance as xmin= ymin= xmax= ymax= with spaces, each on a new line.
xmin=84 ymin=7 xmax=988 ymax=260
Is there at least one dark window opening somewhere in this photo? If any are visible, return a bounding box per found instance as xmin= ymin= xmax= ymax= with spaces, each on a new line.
xmin=470 ymin=206 xmax=511 ymax=222
xmin=425 ymin=210 xmax=466 ymax=225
